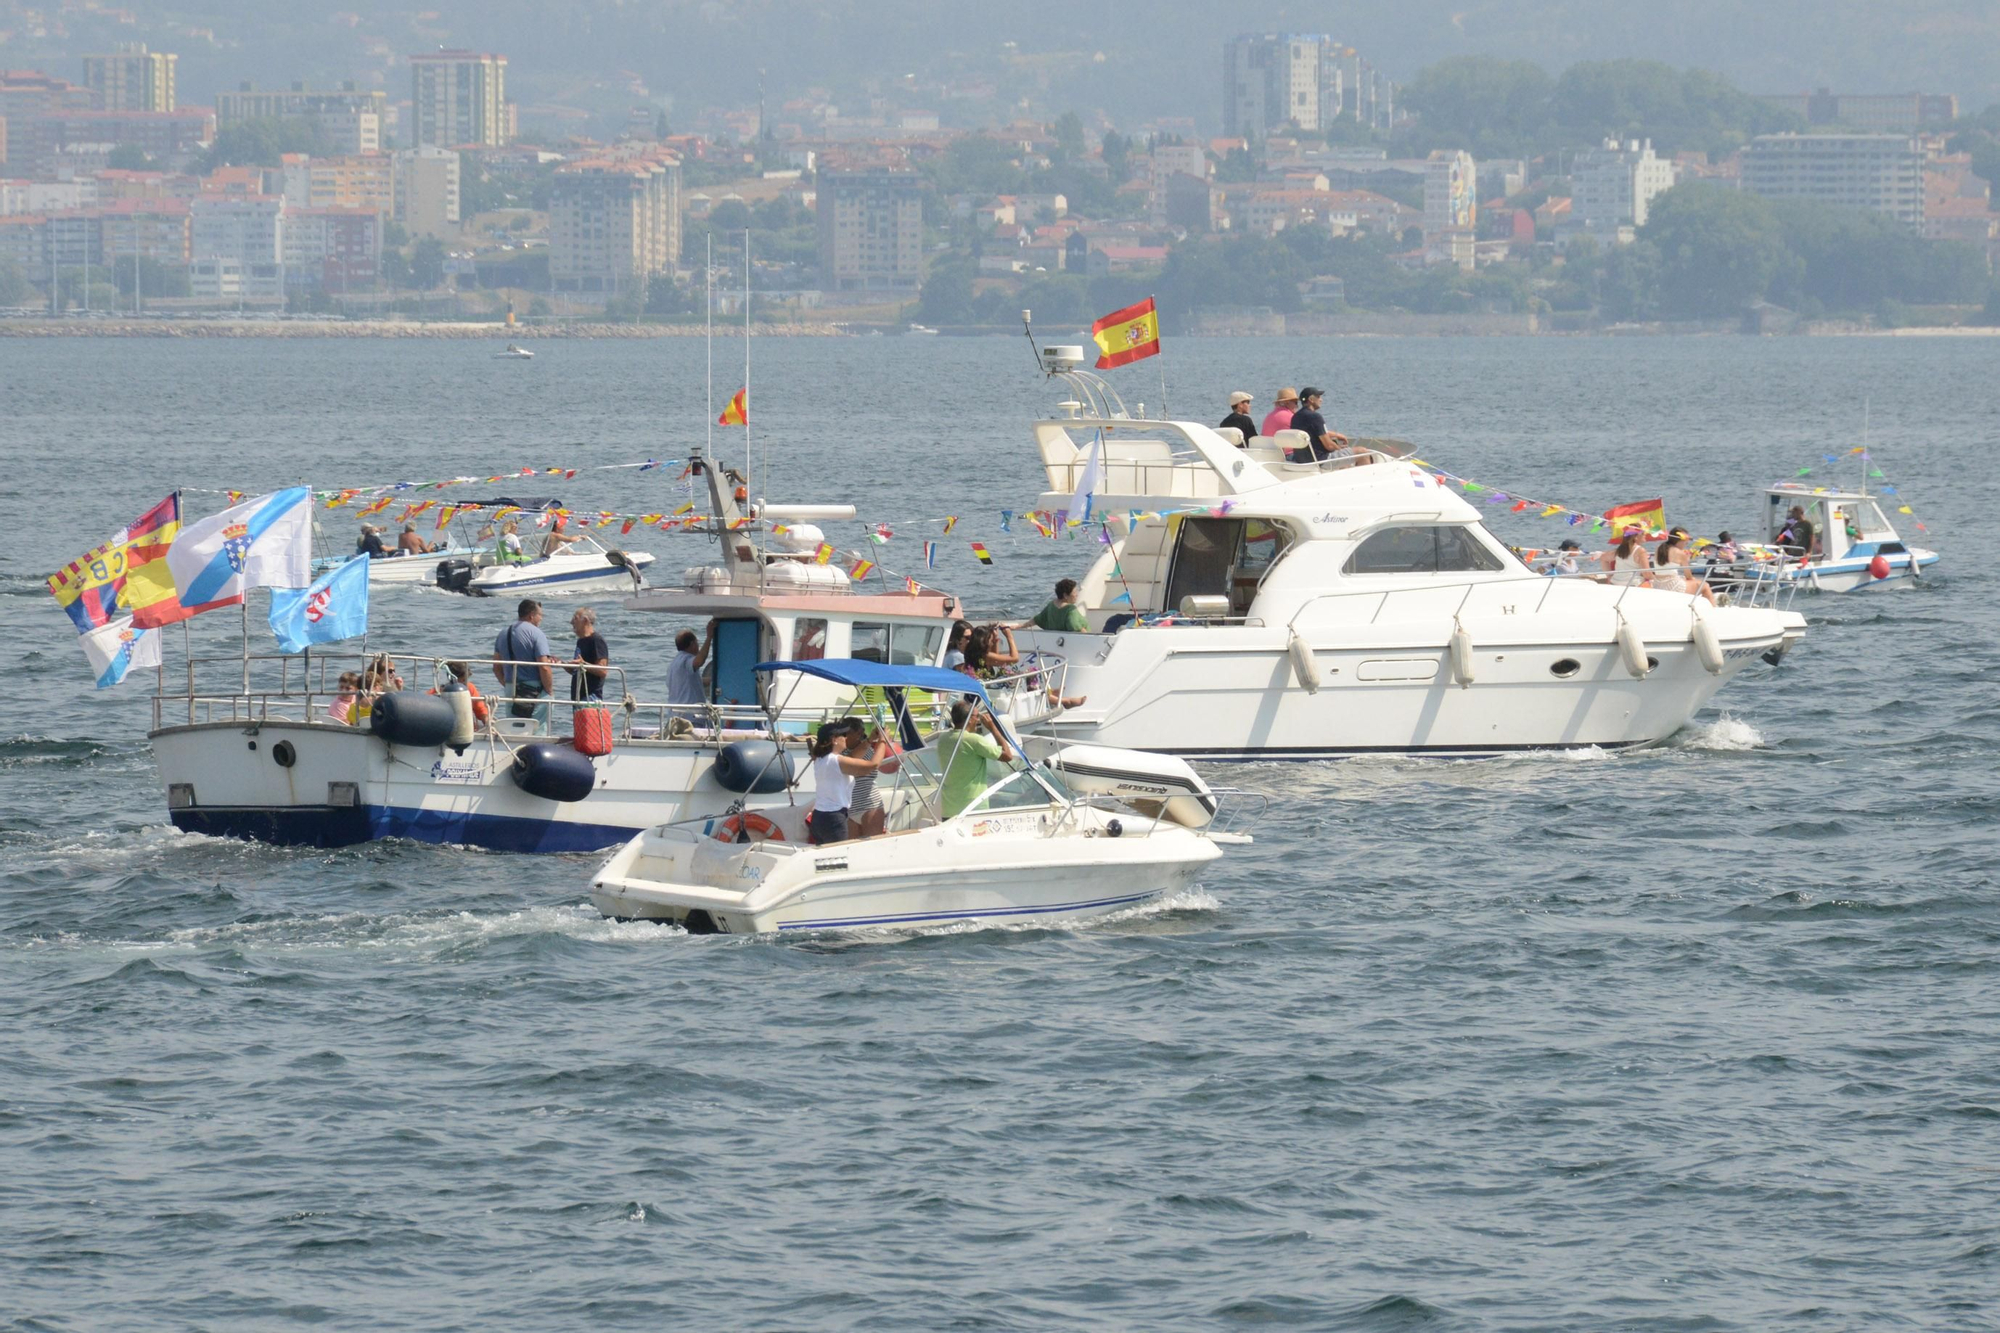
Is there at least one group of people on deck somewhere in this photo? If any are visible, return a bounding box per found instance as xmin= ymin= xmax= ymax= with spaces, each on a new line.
xmin=353 ymin=515 xmax=584 ymax=564
xmin=1217 ymin=386 xmax=1364 ymax=464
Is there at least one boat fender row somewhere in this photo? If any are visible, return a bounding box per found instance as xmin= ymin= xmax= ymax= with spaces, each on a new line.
xmin=1615 ymin=613 xmax=1650 ymax=678
xmin=712 ymin=739 xmax=795 ymax=794
xmin=512 ymin=743 xmax=596 ymax=802
xmin=1448 ymin=619 xmax=1475 ymax=689
xmin=370 ymin=691 xmax=459 ymax=748
xmin=1690 ymin=612 xmax=1725 ymax=675
xmin=1286 ymin=631 xmax=1320 ymax=694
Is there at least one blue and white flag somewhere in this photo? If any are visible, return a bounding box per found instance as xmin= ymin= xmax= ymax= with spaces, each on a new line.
xmin=268 ymin=554 xmax=369 ymax=654
xmin=1068 ymin=429 xmax=1104 ymax=524
xmin=167 ymin=488 xmax=313 ymax=615
xmin=79 ymin=614 xmax=160 ymax=689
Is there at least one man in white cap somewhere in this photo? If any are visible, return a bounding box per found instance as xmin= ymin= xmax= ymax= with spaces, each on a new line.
xmin=1219 ymin=390 xmax=1257 ymax=444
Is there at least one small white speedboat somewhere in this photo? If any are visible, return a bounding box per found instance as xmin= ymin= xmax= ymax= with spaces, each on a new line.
xmin=591 ymin=659 xmax=1249 ymax=934
xmin=435 ymin=509 xmax=656 ymax=598
xmin=495 ymin=343 xmax=535 ymax=360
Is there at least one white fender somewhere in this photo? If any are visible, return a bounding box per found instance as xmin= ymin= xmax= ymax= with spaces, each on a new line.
xmin=444 ymin=682 xmax=476 ymax=747
xmin=1616 ymin=613 xmax=1650 ymax=678
xmin=1690 ymin=613 xmax=1724 ymax=675
xmin=1448 ymin=619 xmax=1475 ymax=688
xmin=1287 ymin=631 xmax=1320 ymax=694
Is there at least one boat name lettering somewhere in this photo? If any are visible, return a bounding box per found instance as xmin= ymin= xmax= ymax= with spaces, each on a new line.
xmin=429 ymin=759 xmax=486 ymax=783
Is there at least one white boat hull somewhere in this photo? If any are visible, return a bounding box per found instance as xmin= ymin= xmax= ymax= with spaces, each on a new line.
xmin=1020 ymin=598 xmax=1802 ymax=759
xmin=591 ymin=808 xmax=1219 ymax=933
xmin=151 ymin=718 xmax=808 ymax=852
xmin=466 ymin=550 xmax=655 ymax=597
xmin=310 ymin=550 xmax=482 ymax=585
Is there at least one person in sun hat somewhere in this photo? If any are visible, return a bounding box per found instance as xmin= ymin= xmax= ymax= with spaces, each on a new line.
xmin=1261 ymin=387 xmax=1299 ymax=438
xmin=1219 ymin=391 xmax=1257 ymax=443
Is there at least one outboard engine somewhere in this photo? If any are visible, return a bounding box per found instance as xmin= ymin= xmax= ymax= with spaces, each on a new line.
xmin=435 ymin=558 xmax=476 ymax=593
xmin=712 ymin=739 xmax=794 ymax=794
xmin=370 ymin=691 xmax=458 ymax=748
xmin=511 ymin=743 xmax=597 ymax=802
xmin=1045 ymin=744 xmax=1219 ymax=828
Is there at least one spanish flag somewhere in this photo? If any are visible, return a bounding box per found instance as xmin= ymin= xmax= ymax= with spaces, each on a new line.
xmin=718 ymin=387 xmax=747 ymax=426
xmin=1090 ymin=297 xmax=1161 ymax=370
xmin=1602 ymin=498 xmax=1665 ymax=539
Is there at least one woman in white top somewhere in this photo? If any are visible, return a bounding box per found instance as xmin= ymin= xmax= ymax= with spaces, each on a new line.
xmin=806 ymin=720 xmax=890 ymax=846
xmin=1653 ymin=534 xmax=1717 ymax=604
xmin=1602 ymin=531 xmax=1651 ymax=587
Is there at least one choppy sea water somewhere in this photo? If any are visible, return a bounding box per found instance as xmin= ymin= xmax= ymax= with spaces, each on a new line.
xmin=2 ymin=334 xmax=1998 ymax=1330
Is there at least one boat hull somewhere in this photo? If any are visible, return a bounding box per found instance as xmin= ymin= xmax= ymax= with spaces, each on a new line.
xmin=465 ymin=552 xmax=655 ymax=597
xmin=591 ymin=813 xmax=1220 ymax=934
xmin=1020 ymin=609 xmax=1801 ymax=760
xmin=309 ymin=550 xmax=481 ymax=584
xmin=152 ymin=719 xmax=809 ymax=853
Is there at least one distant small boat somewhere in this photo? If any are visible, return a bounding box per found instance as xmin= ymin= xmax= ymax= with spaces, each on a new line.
xmin=494 ymin=343 xmax=535 ymax=360
xmin=906 ymin=323 xmax=939 ymax=336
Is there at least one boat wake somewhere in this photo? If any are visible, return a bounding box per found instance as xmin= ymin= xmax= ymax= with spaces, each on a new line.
xmin=1674 ymin=715 xmax=1766 ymax=751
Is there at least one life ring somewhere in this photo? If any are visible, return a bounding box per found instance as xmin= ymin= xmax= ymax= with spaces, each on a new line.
xmin=714 ymin=812 xmax=785 ymax=844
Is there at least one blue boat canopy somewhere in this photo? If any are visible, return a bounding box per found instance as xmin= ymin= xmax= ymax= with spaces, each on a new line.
xmin=755 ymin=658 xmax=988 ymax=702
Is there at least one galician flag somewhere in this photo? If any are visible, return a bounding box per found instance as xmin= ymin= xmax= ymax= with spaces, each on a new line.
xmin=268 ymin=553 xmax=370 ymax=654
xmin=168 ymin=488 xmax=313 ymax=615
xmin=1090 ymin=296 xmax=1161 ymax=370
xmin=1068 ymin=429 xmax=1105 ymax=523
xmin=79 ymin=614 xmax=161 ymax=689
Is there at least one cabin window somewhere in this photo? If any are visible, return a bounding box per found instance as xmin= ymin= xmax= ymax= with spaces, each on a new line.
xmin=1344 ymin=525 xmax=1505 ymax=575
xmin=791 ymin=618 xmax=827 ymax=661
xmin=1162 ymin=517 xmax=1240 ymax=613
xmin=850 ymin=622 xmax=890 ymax=664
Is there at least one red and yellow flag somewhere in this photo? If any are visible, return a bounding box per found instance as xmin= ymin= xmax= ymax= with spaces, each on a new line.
xmin=1602 ymin=498 xmax=1665 ymax=539
xmin=718 ymin=387 xmax=747 ymax=426
xmin=1090 ymin=297 xmax=1161 ymax=370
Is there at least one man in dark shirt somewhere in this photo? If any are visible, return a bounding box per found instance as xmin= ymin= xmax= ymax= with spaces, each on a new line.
xmin=357 ymin=524 xmax=387 ymax=558
xmin=1779 ymin=505 xmax=1817 ymax=558
xmin=1287 ymin=387 xmax=1350 ymax=462
xmin=567 ymin=606 xmax=611 ymax=701
xmin=1218 ymin=391 xmax=1257 ymax=443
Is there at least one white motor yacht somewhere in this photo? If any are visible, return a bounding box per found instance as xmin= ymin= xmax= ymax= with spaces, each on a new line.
xmin=591 ymin=659 xmax=1246 ymax=934
xmin=1005 ymin=349 xmax=1809 ymax=759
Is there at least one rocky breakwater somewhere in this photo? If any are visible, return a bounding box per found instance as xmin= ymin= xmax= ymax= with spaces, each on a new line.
xmin=0 ymin=319 xmax=846 ymax=338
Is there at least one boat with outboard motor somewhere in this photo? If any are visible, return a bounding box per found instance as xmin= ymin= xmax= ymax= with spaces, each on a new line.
xmin=1699 ymin=482 xmax=1939 ymax=597
xmin=495 ymin=343 xmax=535 ymax=360
xmin=590 ymin=659 xmax=1250 ymax=935
xmin=1000 ymin=347 xmax=1808 ymax=759
xmin=429 ymin=499 xmax=657 ymax=598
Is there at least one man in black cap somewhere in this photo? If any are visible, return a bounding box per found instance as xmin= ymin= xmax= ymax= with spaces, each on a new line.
xmin=1288 ymin=387 xmax=1350 ymax=462
xmin=1548 ymin=538 xmax=1583 ymax=576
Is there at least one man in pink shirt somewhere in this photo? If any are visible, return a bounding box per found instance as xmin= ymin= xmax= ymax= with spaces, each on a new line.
xmin=1260 ymin=387 xmax=1299 ymax=439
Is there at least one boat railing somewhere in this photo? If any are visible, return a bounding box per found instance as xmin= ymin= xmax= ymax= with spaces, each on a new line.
xmin=1203 ymin=787 xmax=1269 ymax=839
xmin=149 ymin=650 xmax=852 ymax=744
xmin=1283 ymin=570 xmax=1721 ymax=633
xmin=1044 ymin=445 xmax=1405 ymax=499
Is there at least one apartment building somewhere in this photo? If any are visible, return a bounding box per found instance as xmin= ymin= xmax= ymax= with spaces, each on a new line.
xmin=409 ymin=51 xmax=508 ymax=148
xmin=283 ymin=207 xmax=380 ymax=290
xmin=1224 ymin=34 xmax=1392 ymax=140
xmin=815 ymin=164 xmax=923 ymax=295
xmin=1569 ymin=138 xmax=1678 ymax=240
xmin=548 ymin=152 xmax=680 ymax=295
xmin=1422 ymin=149 xmax=1476 ymax=240
xmin=98 ymin=197 xmax=191 ymax=264
xmin=393 ymin=145 xmax=461 ymax=238
xmin=190 ymin=195 xmax=284 ymax=298
xmin=1759 ymin=89 xmax=1958 ymax=133
xmin=81 ymin=44 xmax=175 ymax=112
xmin=1742 ymin=133 xmax=1925 ymax=228
xmin=217 ymin=83 xmax=383 ymax=154
xmin=13 ymin=109 xmax=213 ymax=177
xmin=279 ymin=153 xmax=395 ymax=214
